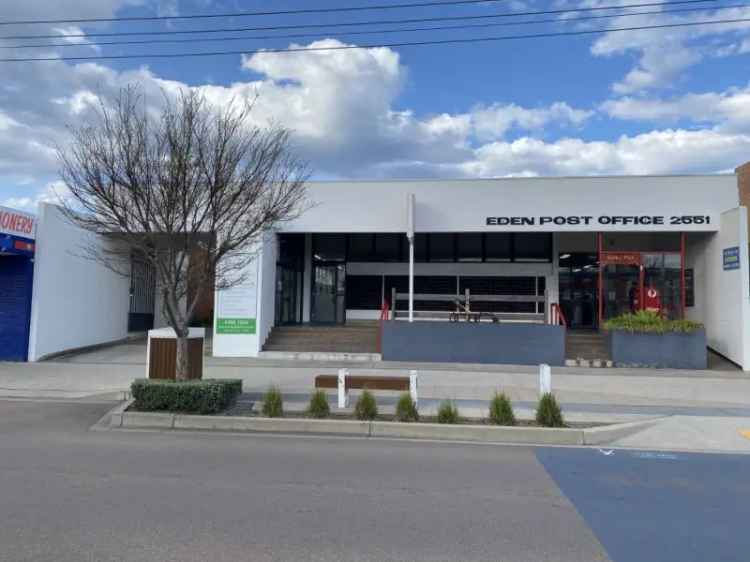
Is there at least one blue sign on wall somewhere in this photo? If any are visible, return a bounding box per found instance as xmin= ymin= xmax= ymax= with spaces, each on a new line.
xmin=723 ymin=247 xmax=740 ymax=270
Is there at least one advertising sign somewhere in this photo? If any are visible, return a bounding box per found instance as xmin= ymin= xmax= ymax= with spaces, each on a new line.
xmin=215 ymin=266 xmax=258 ymax=335
xmin=723 ymin=247 xmax=740 ymax=271
xmin=600 ymin=251 xmax=641 ymax=266
xmin=0 ymin=205 xmax=36 ymax=240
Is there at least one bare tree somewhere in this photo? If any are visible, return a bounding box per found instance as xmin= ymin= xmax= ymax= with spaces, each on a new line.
xmin=57 ymin=86 xmax=308 ymax=380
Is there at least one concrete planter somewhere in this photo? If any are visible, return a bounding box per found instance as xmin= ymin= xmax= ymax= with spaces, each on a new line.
xmin=381 ymin=321 xmax=565 ymax=366
xmin=609 ymin=329 xmax=707 ymax=369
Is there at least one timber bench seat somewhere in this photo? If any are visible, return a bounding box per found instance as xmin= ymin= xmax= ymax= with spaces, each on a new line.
xmin=315 ymin=374 xmax=410 ymax=392
xmin=315 ymin=370 xmax=419 ymax=408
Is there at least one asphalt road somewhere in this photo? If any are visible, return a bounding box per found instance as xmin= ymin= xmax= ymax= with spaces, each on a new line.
xmin=0 ymin=399 xmax=748 ymax=562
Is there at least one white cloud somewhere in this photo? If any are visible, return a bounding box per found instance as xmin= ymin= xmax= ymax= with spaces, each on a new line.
xmin=467 ymin=129 xmax=750 ymax=177
xmin=588 ymin=6 xmax=750 ymax=94
xmin=2 ymin=181 xmax=69 ymax=212
xmin=601 ymin=84 xmax=750 ymax=132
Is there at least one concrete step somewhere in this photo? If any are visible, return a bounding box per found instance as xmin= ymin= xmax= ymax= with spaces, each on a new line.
xmin=258 ymin=351 xmax=382 ymax=362
xmin=263 ymin=324 xmax=380 ymax=353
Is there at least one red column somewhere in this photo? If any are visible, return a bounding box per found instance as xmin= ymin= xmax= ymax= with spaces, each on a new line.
xmin=597 ymin=232 xmax=603 ymax=327
xmin=681 ymin=232 xmax=686 ymax=319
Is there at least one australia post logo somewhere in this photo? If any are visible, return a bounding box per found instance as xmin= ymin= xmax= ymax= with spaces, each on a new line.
xmin=0 ymin=205 xmax=36 ymax=240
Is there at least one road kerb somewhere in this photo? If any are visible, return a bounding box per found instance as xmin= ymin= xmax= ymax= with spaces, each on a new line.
xmin=116 ymin=411 xmax=595 ymax=445
xmin=581 ymin=417 xmax=667 ymax=446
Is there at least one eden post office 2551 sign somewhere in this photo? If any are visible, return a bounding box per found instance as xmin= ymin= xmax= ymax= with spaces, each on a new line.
xmin=486 ymin=214 xmax=713 ymax=228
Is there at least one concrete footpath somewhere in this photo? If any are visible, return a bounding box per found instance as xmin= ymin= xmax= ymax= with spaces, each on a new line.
xmin=4 ymin=341 xmax=750 ymax=451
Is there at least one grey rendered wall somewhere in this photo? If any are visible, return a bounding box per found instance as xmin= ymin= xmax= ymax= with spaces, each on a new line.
xmin=610 ymin=329 xmax=708 ymax=369
xmin=382 ymin=321 xmax=565 ymax=366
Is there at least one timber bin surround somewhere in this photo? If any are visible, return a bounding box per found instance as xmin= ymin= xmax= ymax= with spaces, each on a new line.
xmin=381 ymin=321 xmax=565 ymax=366
xmin=147 ymin=328 xmax=205 ymax=380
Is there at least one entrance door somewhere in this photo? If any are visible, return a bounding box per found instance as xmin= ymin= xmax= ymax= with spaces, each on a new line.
xmin=275 ymin=265 xmax=303 ymax=325
xmin=128 ymin=254 xmax=156 ymax=332
xmin=559 ymin=253 xmax=599 ymax=328
xmin=311 ymin=263 xmax=346 ymax=324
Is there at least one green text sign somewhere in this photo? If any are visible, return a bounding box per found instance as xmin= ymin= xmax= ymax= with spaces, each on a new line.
xmin=216 ymin=318 xmax=256 ymax=334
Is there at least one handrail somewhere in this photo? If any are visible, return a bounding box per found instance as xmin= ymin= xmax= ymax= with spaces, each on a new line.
xmin=550 ymin=303 xmax=568 ymax=328
xmin=377 ymin=299 xmax=391 ymax=353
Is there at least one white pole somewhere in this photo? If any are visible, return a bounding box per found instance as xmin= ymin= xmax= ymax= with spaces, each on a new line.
xmin=338 ymin=368 xmax=348 ymax=409
xmin=408 ymin=236 xmax=414 ymax=323
xmin=539 ymin=364 xmax=552 ymax=396
xmin=409 ymin=370 xmax=418 ymax=408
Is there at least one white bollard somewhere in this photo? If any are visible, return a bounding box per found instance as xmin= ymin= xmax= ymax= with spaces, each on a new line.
xmin=338 ymin=368 xmax=349 ymax=409
xmin=409 ymin=370 xmax=418 ymax=408
xmin=539 ymin=364 xmax=552 ymax=396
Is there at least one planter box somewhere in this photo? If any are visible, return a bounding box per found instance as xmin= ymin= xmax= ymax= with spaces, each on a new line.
xmin=609 ymin=329 xmax=707 ymax=369
xmin=381 ymin=321 xmax=565 ymax=366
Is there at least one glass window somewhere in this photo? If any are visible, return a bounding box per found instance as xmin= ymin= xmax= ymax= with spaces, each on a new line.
xmin=277 ymin=233 xmax=305 ymax=270
xmin=345 ymin=275 xmax=382 ymax=310
xmin=456 ymin=233 xmax=483 ymax=262
xmin=485 ymin=233 xmax=512 ymax=262
xmin=347 ymin=234 xmax=374 ymax=261
xmin=414 ymin=233 xmax=428 ymax=262
xmin=312 ymin=234 xmax=346 ymax=262
xmin=374 ymin=234 xmax=402 ymax=262
xmin=428 ymin=233 xmax=455 ymax=262
xmin=513 ymin=233 xmax=552 ymax=262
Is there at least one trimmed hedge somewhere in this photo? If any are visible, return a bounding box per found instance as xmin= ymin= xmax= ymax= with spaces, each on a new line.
xmin=131 ymin=378 xmax=242 ymax=415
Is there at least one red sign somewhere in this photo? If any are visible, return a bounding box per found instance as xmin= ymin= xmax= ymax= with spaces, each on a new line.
xmin=0 ymin=206 xmax=36 ymax=239
xmin=13 ymin=240 xmax=34 ymax=252
xmin=600 ymin=251 xmax=641 ymax=266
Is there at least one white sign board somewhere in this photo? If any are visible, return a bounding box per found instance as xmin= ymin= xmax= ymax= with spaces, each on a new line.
xmin=215 ymin=265 xmax=258 ymax=335
xmin=0 ymin=205 xmax=36 ymax=240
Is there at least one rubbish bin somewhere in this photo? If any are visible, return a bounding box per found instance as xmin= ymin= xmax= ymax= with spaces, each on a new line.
xmin=146 ymin=327 xmax=205 ymax=380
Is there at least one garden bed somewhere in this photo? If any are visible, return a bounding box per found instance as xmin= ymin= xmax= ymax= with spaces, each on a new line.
xmin=604 ymin=311 xmax=707 ymax=369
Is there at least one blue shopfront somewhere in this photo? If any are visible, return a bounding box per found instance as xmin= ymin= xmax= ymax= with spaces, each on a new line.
xmin=0 ymin=206 xmax=36 ymax=362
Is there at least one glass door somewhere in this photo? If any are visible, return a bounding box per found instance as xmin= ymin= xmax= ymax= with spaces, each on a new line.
xmin=311 ymin=263 xmax=346 ymax=324
xmin=559 ymin=253 xmax=599 ymax=328
xmin=275 ymin=265 xmax=303 ymax=325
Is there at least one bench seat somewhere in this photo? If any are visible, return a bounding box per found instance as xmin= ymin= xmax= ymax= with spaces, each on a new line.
xmin=315 ymin=374 xmax=409 ymax=392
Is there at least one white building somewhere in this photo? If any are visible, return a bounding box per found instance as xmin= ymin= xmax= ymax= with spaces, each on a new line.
xmin=11 ymin=165 xmax=750 ymax=370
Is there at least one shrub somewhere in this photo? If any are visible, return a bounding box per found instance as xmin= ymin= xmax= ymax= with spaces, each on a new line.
xmin=262 ymin=386 xmax=284 ymax=418
xmin=536 ymin=393 xmax=564 ymax=427
xmin=307 ymin=389 xmax=330 ymax=419
xmin=354 ymin=389 xmax=378 ymax=420
xmin=488 ymin=392 xmax=516 ymax=426
xmin=395 ymin=393 xmax=419 ymax=422
xmin=437 ymin=400 xmax=460 ymax=424
xmin=604 ymin=310 xmax=702 ymax=334
xmin=130 ymin=378 xmax=242 ymax=415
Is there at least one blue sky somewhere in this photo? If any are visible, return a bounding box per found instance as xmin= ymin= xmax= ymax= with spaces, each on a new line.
xmin=3 ymin=0 xmax=750 ymax=211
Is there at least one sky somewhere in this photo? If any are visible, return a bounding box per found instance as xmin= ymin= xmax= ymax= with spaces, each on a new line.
xmin=3 ymin=0 xmax=750 ymax=212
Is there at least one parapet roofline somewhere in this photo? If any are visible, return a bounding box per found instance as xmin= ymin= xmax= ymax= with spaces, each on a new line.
xmin=306 ymin=173 xmax=735 ymax=184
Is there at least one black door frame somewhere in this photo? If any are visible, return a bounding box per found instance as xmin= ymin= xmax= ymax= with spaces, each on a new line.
xmin=275 ymin=263 xmax=303 ymax=325
xmin=310 ymin=261 xmax=346 ymax=325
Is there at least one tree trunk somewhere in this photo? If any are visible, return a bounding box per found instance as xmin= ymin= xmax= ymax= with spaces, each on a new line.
xmin=175 ymin=332 xmax=190 ymax=381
